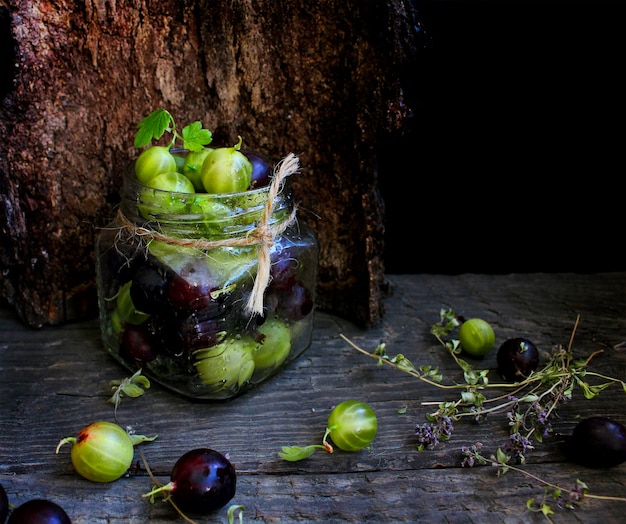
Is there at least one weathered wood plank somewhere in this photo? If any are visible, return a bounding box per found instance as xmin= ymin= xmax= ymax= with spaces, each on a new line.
xmin=1 ymin=273 xmax=625 ymax=523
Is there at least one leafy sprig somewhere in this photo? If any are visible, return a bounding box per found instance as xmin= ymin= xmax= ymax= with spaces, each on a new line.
xmin=278 ymin=427 xmax=335 ymax=461
xmin=461 ymin=442 xmax=626 ymax=521
xmin=342 ymin=309 xmax=626 ymax=517
xmin=134 ymin=108 xmax=213 ymax=152
xmin=343 ymin=310 xmax=625 ymax=456
xmin=108 ymin=369 xmax=151 ymax=420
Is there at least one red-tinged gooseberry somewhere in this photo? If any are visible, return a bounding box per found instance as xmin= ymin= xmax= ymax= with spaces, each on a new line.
xmin=7 ymin=499 xmax=71 ymax=524
xmin=458 ymin=318 xmax=496 ymax=357
xmin=327 ymin=400 xmax=378 ymax=451
xmin=55 ymin=421 xmax=156 ymax=483
xmin=143 ymin=448 xmax=236 ymax=514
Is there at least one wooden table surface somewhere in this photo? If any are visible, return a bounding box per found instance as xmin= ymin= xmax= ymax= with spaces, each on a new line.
xmin=1 ymin=273 xmax=625 ymax=523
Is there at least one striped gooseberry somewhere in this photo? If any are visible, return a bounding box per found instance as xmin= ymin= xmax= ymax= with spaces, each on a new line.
xmin=327 ymin=400 xmax=378 ymax=452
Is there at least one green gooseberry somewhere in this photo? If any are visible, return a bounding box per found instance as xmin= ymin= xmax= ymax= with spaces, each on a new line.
xmin=138 ymin=172 xmax=195 ymax=217
xmin=200 ymin=137 xmax=252 ymax=194
xmin=327 ymin=400 xmax=378 ymax=452
xmin=55 ymin=421 xmax=155 ymax=483
xmin=183 ymin=148 xmax=214 ymax=191
xmin=194 ymin=338 xmax=256 ymax=393
xmin=458 ymin=318 xmax=496 ymax=357
xmin=252 ymin=318 xmax=291 ymax=370
xmin=135 ymin=146 xmax=177 ymax=185
xmin=111 ymin=281 xmax=150 ymax=334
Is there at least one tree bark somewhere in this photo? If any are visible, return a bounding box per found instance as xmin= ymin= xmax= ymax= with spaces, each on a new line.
xmin=0 ymin=0 xmax=421 ymax=328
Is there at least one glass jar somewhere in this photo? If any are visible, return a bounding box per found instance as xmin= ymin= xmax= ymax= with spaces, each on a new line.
xmin=95 ymin=153 xmax=318 ymax=400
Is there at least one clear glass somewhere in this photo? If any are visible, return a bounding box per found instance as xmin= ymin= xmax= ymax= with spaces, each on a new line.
xmin=95 ymin=157 xmax=318 ymax=400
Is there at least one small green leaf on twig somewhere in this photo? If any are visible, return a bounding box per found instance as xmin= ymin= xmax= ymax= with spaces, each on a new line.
xmin=134 ymin=108 xmax=174 ymax=148
xmin=181 ymin=121 xmax=213 ymax=151
xmin=109 ymin=369 xmax=151 ymax=419
xmin=278 ymin=445 xmax=325 ymax=461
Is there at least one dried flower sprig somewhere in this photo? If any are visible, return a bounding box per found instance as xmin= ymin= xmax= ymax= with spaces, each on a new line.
xmin=461 ymin=443 xmax=626 ymax=522
xmin=341 ymin=310 xmax=625 ymax=457
xmin=341 ymin=309 xmax=626 ymax=517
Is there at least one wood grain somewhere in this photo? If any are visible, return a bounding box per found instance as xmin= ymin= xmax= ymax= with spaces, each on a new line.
xmin=1 ymin=273 xmax=625 ymax=522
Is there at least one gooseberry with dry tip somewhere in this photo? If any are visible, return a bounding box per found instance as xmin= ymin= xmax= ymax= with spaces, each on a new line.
xmin=200 ymin=136 xmax=252 ymax=194
xmin=55 ymin=421 xmax=157 ymax=483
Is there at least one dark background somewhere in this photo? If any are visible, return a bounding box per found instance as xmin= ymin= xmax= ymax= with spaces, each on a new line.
xmin=380 ymin=0 xmax=624 ymax=274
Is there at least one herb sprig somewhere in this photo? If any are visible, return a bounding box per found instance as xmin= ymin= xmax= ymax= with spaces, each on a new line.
xmin=341 ymin=309 xmax=626 ymax=517
xmin=108 ymin=369 xmax=151 ymax=420
xmin=278 ymin=427 xmax=334 ymax=461
xmin=134 ymin=108 xmax=213 ymax=152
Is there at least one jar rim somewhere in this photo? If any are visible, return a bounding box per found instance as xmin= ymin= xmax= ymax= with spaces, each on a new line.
xmin=119 ymin=159 xmax=293 ymax=240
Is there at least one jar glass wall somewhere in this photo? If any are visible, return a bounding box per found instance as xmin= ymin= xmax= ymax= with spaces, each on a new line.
xmin=96 ymin=154 xmax=318 ymax=400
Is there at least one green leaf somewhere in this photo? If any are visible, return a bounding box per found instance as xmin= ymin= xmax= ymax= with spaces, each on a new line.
xmin=182 ymin=121 xmax=213 ymax=152
xmin=278 ymin=445 xmax=323 ymax=461
xmin=431 ymin=308 xmax=459 ymax=338
xmin=134 ymin=108 xmax=174 ymax=148
xmin=129 ymin=433 xmax=158 ymax=446
xmin=496 ymin=448 xmax=509 ymax=464
xmin=373 ymin=342 xmax=388 ymax=357
xmin=390 ymin=354 xmax=417 ymax=373
xmin=456 ymin=357 xmax=474 ymax=373
xmin=108 ymin=369 xmax=151 ymax=419
xmin=420 ymin=365 xmax=443 ymax=382
xmin=118 ymin=383 xmax=146 ymax=398
xmin=541 ymin=504 xmax=555 ymax=517
xmin=461 ymin=391 xmax=476 ymax=404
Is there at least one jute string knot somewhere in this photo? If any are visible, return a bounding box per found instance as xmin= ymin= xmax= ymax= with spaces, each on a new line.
xmin=116 ymin=152 xmax=301 ymax=317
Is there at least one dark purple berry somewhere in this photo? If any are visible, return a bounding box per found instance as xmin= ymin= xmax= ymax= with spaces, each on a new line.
xmin=7 ymin=499 xmax=71 ymax=524
xmin=497 ymin=337 xmax=539 ymax=382
xmin=566 ymin=416 xmax=626 ymax=468
xmin=156 ymin=312 xmax=224 ymax=357
xmin=277 ymin=281 xmax=313 ymax=321
xmin=244 ymin=150 xmax=271 ymax=189
xmin=166 ymin=263 xmax=219 ymax=312
xmin=119 ymin=323 xmax=158 ymax=365
xmin=0 ymin=483 xmax=8 ymax=523
xmin=168 ymin=448 xmax=236 ymax=514
xmin=269 ymin=252 xmax=298 ymax=291
xmin=130 ymin=265 xmax=173 ymax=314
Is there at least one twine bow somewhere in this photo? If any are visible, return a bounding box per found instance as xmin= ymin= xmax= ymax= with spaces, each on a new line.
xmin=116 ymin=153 xmax=301 ymax=317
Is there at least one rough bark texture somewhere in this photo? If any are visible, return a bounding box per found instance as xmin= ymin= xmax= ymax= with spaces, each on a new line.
xmin=0 ymin=0 xmax=421 ymax=328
